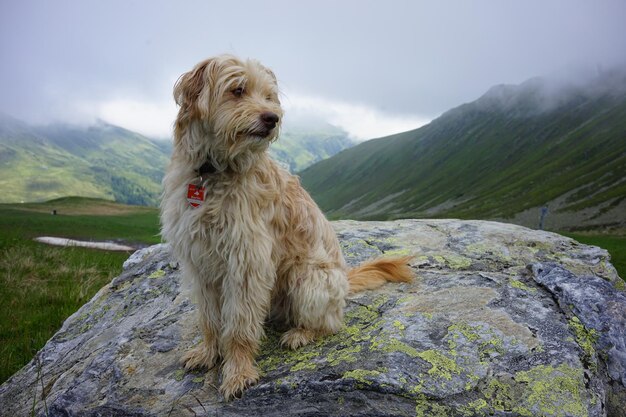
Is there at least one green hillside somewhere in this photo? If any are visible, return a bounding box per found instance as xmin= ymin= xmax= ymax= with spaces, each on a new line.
xmin=269 ymin=123 xmax=355 ymax=172
xmin=0 ymin=115 xmax=353 ymax=205
xmin=0 ymin=115 xmax=169 ymax=205
xmin=0 ymin=115 xmax=103 ymax=203
xmin=300 ymin=72 xmax=626 ymax=231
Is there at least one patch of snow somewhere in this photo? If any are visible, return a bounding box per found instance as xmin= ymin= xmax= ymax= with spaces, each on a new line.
xmin=34 ymin=236 xmax=135 ymax=251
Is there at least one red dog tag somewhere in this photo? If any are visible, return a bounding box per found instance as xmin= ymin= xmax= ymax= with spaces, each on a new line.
xmin=187 ymin=184 xmax=205 ymax=208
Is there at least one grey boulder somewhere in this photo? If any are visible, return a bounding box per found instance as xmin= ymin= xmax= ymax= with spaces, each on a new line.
xmin=1 ymin=219 xmax=625 ymax=416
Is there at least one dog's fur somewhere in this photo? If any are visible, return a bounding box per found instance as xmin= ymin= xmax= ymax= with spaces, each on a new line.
xmin=160 ymin=55 xmax=413 ymax=400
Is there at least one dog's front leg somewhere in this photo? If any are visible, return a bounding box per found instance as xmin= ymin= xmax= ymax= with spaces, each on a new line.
xmin=218 ymin=241 xmax=274 ymax=400
xmin=181 ymin=274 xmax=221 ymax=371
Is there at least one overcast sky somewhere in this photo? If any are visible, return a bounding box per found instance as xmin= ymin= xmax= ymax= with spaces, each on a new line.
xmin=1 ymin=0 xmax=626 ymax=140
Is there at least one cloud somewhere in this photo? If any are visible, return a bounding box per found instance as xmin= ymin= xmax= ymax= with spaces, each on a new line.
xmin=282 ymin=93 xmax=431 ymax=140
xmin=2 ymin=1 xmax=626 ymax=135
xmin=92 ymin=91 xmax=431 ymax=141
xmin=96 ymin=98 xmax=177 ymax=138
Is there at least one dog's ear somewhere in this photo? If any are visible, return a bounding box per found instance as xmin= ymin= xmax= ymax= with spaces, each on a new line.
xmin=174 ymin=59 xmax=212 ymax=116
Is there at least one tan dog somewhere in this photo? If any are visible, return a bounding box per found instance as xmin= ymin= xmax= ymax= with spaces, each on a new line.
xmin=160 ymin=55 xmax=413 ymax=400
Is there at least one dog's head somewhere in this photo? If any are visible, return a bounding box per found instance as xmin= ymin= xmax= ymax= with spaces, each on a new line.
xmin=173 ymin=55 xmax=283 ymax=165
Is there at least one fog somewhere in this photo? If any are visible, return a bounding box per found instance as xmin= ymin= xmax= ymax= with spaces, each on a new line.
xmin=1 ymin=0 xmax=625 ymax=139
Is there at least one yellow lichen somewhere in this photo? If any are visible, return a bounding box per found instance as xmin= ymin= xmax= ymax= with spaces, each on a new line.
xmin=386 ymin=248 xmax=413 ymax=257
xmin=442 ymin=254 xmax=473 ymax=270
xmin=342 ymin=368 xmax=385 ymax=388
xmin=259 ymin=295 xmax=390 ymax=374
xmin=509 ymin=279 xmax=536 ymax=292
xmin=416 ymin=350 xmax=462 ymax=380
xmin=568 ymin=316 xmax=598 ymax=370
xmin=370 ymin=335 xmax=420 ymax=357
xmin=448 ymin=323 xmax=481 ymax=342
xmin=148 ymin=269 xmax=166 ymax=279
xmin=480 ymin=364 xmax=588 ymax=417
xmin=172 ymin=369 xmax=185 ymax=381
xmin=326 ymin=344 xmax=362 ymax=366
xmin=513 ymin=364 xmax=587 ymax=417
xmin=459 ymin=398 xmax=488 ymax=416
xmin=290 ymin=359 xmax=317 ymax=372
xmin=483 ymin=378 xmax=513 ymax=412
xmin=393 ymin=320 xmax=406 ymax=330
xmin=414 ymin=394 xmax=452 ymax=417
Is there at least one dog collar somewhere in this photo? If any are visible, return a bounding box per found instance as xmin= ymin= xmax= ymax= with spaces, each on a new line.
xmin=197 ymin=160 xmax=218 ymax=176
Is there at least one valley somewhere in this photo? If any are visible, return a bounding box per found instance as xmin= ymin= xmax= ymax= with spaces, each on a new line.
xmin=0 ymin=115 xmax=354 ymax=205
xmin=299 ymin=72 xmax=626 ymax=232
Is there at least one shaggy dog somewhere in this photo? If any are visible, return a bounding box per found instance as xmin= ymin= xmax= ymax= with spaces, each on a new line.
xmin=160 ymin=54 xmax=413 ymax=400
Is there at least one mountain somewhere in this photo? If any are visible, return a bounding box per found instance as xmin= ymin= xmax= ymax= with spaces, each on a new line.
xmin=299 ymin=71 xmax=626 ymax=231
xmin=269 ymin=123 xmax=355 ymax=172
xmin=0 ymin=116 xmax=169 ymax=206
xmin=0 ymin=115 xmax=354 ymax=205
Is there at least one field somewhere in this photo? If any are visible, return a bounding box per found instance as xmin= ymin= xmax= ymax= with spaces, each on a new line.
xmin=0 ymin=197 xmax=624 ymax=385
xmin=0 ymin=197 xmax=160 ymax=383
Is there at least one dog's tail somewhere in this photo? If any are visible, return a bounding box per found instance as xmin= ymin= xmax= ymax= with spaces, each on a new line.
xmin=347 ymin=256 xmax=414 ymax=294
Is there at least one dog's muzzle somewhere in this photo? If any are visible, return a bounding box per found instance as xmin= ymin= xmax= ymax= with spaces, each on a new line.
xmin=253 ymin=111 xmax=280 ymax=138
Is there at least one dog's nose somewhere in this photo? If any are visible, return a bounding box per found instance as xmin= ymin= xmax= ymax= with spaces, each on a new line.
xmin=260 ymin=112 xmax=279 ymax=128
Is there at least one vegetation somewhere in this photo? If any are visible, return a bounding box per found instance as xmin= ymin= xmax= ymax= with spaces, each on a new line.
xmin=0 ymin=115 xmax=169 ymax=206
xmin=0 ymin=198 xmax=160 ymax=383
xmin=0 ymin=114 xmax=355 ymax=206
xmin=269 ymin=123 xmax=355 ymax=172
xmin=299 ymin=74 xmax=626 ymax=232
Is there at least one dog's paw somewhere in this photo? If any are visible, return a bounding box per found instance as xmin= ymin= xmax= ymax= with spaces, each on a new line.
xmin=220 ymin=368 xmax=259 ymax=401
xmin=181 ymin=343 xmax=218 ymax=371
xmin=280 ymin=328 xmax=316 ymax=350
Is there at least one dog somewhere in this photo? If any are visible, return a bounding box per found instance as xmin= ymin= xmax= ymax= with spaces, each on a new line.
xmin=160 ymin=54 xmax=413 ymax=400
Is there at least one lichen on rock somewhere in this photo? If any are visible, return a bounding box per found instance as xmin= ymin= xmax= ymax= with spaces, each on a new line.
xmin=1 ymin=219 xmax=625 ymax=416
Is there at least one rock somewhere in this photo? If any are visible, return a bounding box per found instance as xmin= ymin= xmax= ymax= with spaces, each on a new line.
xmin=1 ymin=219 xmax=625 ymax=416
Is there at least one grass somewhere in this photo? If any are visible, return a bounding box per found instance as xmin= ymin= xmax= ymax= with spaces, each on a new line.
xmin=0 ymin=197 xmax=160 ymax=384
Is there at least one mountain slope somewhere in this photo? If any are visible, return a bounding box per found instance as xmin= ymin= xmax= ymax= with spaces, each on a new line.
xmin=36 ymin=122 xmax=170 ymax=205
xmin=0 ymin=116 xmax=170 ymax=206
xmin=269 ymin=123 xmax=355 ymax=172
xmin=299 ymin=72 xmax=626 ymax=230
xmin=0 ymin=114 xmax=111 ymax=203
xmin=0 ymin=115 xmax=354 ymax=205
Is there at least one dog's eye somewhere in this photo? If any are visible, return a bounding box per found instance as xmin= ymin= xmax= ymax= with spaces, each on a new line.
xmin=232 ymin=87 xmax=244 ymax=97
